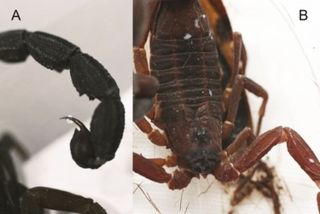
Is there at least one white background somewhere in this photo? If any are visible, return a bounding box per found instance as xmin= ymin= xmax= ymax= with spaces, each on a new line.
xmin=133 ymin=0 xmax=320 ymax=213
xmin=0 ymin=0 xmax=132 ymax=213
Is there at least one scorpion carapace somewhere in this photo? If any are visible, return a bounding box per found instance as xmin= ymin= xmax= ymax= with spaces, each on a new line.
xmin=0 ymin=30 xmax=125 ymax=169
xmin=0 ymin=134 xmax=107 ymax=214
xmin=133 ymin=0 xmax=320 ymax=212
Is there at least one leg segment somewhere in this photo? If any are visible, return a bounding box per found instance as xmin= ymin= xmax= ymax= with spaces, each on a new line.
xmin=232 ymin=127 xmax=320 ymax=211
xmin=220 ymin=125 xmax=320 ymax=189
xmin=133 ymin=0 xmax=160 ymax=119
xmin=232 ymin=126 xmax=320 ymax=186
xmin=216 ymin=127 xmax=320 ymax=211
xmin=21 ymin=187 xmax=106 ymax=214
xmin=149 ymin=154 xmax=177 ymax=168
xmin=225 ymin=127 xmax=255 ymax=156
xmin=135 ymin=117 xmax=168 ymax=147
xmin=0 ymin=133 xmax=29 ymax=160
xmin=219 ymin=127 xmax=320 ymax=186
xmin=222 ymin=128 xmax=280 ymax=213
xmin=134 ymin=153 xmax=172 ymax=184
xmin=0 ymin=134 xmax=29 ymax=182
xmin=223 ymin=75 xmax=268 ymax=138
xmin=227 ymin=33 xmax=244 ymax=89
xmin=133 ymin=153 xmax=193 ymax=189
xmin=133 ymin=0 xmax=159 ymax=48
xmin=133 ymin=0 xmax=159 ymax=74
xmin=223 ymin=33 xmax=244 ymax=107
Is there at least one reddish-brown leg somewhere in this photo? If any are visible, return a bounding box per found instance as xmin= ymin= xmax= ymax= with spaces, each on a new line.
xmin=223 ymin=33 xmax=243 ymax=107
xmin=223 ymin=126 xmax=320 ymax=184
xmin=214 ymin=29 xmax=257 ymax=141
xmin=149 ymin=155 xmax=177 ymax=168
xmin=133 ymin=0 xmax=159 ymax=74
xmin=225 ymin=127 xmax=255 ymax=156
xmin=134 ymin=152 xmax=172 ymax=184
xmin=133 ymin=153 xmax=193 ymax=189
xmin=216 ymin=126 xmax=320 ymax=210
xmin=135 ymin=117 xmax=168 ymax=147
xmin=219 ymin=127 xmax=281 ymax=213
xmin=133 ymin=1 xmax=159 ymax=118
xmin=223 ymin=75 xmax=268 ymax=138
xmin=227 ymin=33 xmax=244 ymax=89
xmin=133 ymin=0 xmax=166 ymax=143
xmin=234 ymin=127 xmax=320 ymax=183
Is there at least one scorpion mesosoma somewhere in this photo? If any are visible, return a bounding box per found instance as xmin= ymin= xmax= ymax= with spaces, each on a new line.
xmin=0 ymin=30 xmax=125 ymax=169
xmin=0 ymin=134 xmax=107 ymax=214
xmin=133 ymin=0 xmax=320 ymax=212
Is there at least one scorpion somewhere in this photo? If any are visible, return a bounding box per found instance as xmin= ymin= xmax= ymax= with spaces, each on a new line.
xmin=133 ymin=0 xmax=320 ymax=212
xmin=0 ymin=134 xmax=107 ymax=214
xmin=0 ymin=29 xmax=125 ymax=169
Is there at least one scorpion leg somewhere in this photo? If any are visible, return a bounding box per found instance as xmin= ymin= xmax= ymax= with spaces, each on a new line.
xmin=133 ymin=0 xmax=159 ymax=74
xmin=0 ymin=135 xmax=28 ymax=213
xmin=223 ymin=75 xmax=268 ymax=138
xmin=220 ymin=128 xmax=281 ymax=213
xmin=149 ymin=154 xmax=177 ymax=168
xmin=133 ymin=0 xmax=161 ymax=120
xmin=223 ymin=33 xmax=244 ymax=104
xmin=0 ymin=134 xmax=29 ymax=160
xmin=21 ymin=187 xmax=106 ymax=214
xmin=134 ymin=0 xmax=166 ymax=148
xmin=225 ymin=127 xmax=255 ymax=156
xmin=135 ymin=116 xmax=168 ymax=147
xmin=216 ymin=127 xmax=320 ymax=210
xmin=0 ymin=134 xmax=29 ymax=181
xmin=134 ymin=153 xmax=193 ymax=189
xmin=233 ymin=127 xmax=320 ymax=186
xmin=134 ymin=152 xmax=172 ymax=184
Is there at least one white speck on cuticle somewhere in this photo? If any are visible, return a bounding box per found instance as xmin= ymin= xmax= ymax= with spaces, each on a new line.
xmin=184 ymin=33 xmax=192 ymax=40
xmin=194 ymin=19 xmax=200 ymax=28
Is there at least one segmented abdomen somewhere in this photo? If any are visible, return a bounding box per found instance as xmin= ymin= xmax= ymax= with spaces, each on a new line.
xmin=150 ymin=35 xmax=223 ymax=122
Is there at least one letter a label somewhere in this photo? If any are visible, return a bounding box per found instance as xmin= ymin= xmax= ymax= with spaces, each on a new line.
xmin=11 ymin=9 xmax=21 ymax=21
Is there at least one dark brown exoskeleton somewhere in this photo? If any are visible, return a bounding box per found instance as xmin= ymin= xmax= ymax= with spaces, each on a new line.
xmin=133 ymin=0 xmax=320 ymax=212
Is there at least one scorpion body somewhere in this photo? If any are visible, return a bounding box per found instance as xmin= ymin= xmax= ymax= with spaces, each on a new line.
xmin=150 ymin=0 xmax=224 ymax=174
xmin=134 ymin=0 xmax=320 ymax=212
